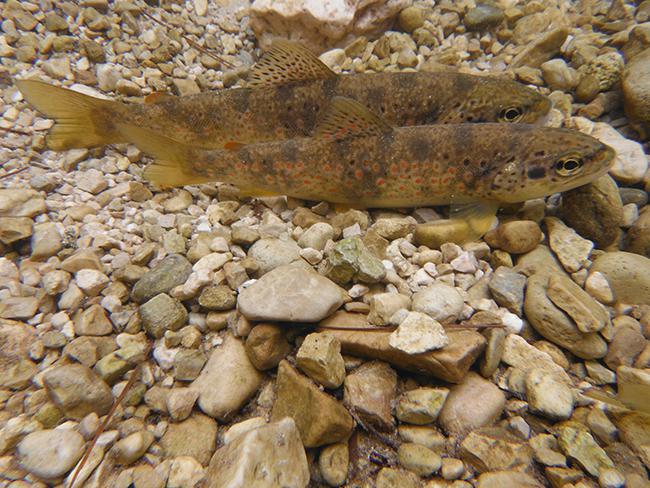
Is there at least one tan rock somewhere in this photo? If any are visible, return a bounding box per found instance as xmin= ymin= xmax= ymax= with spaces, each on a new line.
xmin=546 ymin=273 xmax=610 ymax=333
xmin=271 ymin=360 xmax=354 ymax=448
xmin=460 ymin=427 xmax=534 ymax=473
xmin=318 ymin=312 xmax=485 ymax=383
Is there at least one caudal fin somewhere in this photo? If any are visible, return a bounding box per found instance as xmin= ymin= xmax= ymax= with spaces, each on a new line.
xmin=118 ymin=124 xmax=215 ymax=187
xmin=16 ymin=79 xmax=121 ymax=150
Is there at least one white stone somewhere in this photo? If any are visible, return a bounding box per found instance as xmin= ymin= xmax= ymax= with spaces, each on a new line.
xmin=75 ymin=269 xmax=109 ymax=296
xmin=192 ymin=252 xmax=231 ymax=273
xmin=525 ymin=368 xmax=574 ymax=420
xmin=585 ymin=271 xmax=614 ymax=304
xmin=168 ymin=456 xmax=205 ymax=488
xmin=223 ymin=417 xmax=267 ymax=445
xmin=412 ymin=282 xmax=464 ymax=323
xmin=389 ymin=311 xmax=449 ymax=354
xmin=592 ymin=122 xmax=648 ymax=184
xmin=18 ymin=429 xmax=85 ymax=479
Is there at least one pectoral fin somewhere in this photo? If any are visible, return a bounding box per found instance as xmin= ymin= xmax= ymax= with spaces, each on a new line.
xmin=313 ymin=97 xmax=393 ymax=140
xmin=449 ymin=201 xmax=499 ymax=242
xmin=247 ymin=39 xmax=337 ymax=87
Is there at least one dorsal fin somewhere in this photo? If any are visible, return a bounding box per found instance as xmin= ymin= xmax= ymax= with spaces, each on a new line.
xmin=314 ymin=97 xmax=393 ymax=140
xmin=247 ymin=39 xmax=337 ymax=87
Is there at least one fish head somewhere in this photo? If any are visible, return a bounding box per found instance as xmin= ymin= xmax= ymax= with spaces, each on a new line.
xmin=488 ymin=128 xmax=615 ymax=203
xmin=449 ymin=77 xmax=551 ymax=125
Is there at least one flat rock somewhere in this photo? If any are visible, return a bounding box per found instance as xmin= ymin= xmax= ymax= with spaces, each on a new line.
xmin=160 ymin=413 xmax=217 ymax=466
xmin=484 ymin=221 xmax=542 ymax=254
xmin=0 ymin=189 xmax=46 ymax=217
xmin=344 ymin=361 xmax=397 ymax=432
xmin=368 ymin=292 xmax=411 ymax=326
xmin=623 ymin=47 xmax=650 ymax=136
xmin=460 ymin=426 xmax=534 ymax=473
xmin=191 ymin=333 xmax=263 ymax=421
xmin=245 ymin=323 xmax=291 ymax=371
xmin=524 ymin=273 xmax=608 ymax=359
xmin=139 ymin=293 xmax=188 ymax=338
xmin=0 ymin=217 xmax=33 ymax=244
xmin=131 ymin=254 xmax=192 ymax=303
xmin=271 ymin=360 xmax=354 ymax=448
xmin=591 ymin=251 xmax=650 ymax=305
xmin=592 ymin=122 xmax=648 ymax=184
xmin=43 ymin=363 xmax=113 ymax=420
xmin=0 ymin=296 xmax=39 ymax=320
xmin=545 ymin=217 xmax=593 ymax=273
xmin=614 ymin=412 xmax=650 ymax=469
xmin=438 ymin=372 xmax=505 ymax=435
xmin=205 ymin=417 xmax=309 ymax=488
xmin=238 ymin=265 xmax=344 ymax=322
xmin=389 ymin=311 xmax=448 ymax=354
xmin=557 ymin=421 xmax=614 ymax=476
xmin=476 ymin=471 xmax=543 ymax=488
xmin=18 ymin=429 xmax=84 ymax=479
xmin=546 ymin=272 xmax=610 ymax=333
xmin=318 ymin=312 xmax=485 ymax=383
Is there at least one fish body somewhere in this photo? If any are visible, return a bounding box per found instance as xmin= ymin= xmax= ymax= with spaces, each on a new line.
xmin=16 ymin=42 xmax=551 ymax=151
xmin=124 ymin=98 xmax=614 ymax=210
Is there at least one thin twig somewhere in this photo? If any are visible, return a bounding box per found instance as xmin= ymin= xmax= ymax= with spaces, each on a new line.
xmin=68 ymin=352 xmax=148 ymax=488
xmin=0 ymin=166 xmax=29 ymax=180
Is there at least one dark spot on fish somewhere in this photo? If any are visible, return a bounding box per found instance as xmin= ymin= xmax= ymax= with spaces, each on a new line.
xmin=527 ymin=167 xmax=546 ymax=179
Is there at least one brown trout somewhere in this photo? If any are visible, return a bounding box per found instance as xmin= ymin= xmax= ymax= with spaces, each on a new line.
xmin=16 ymin=41 xmax=551 ymax=151
xmin=120 ymin=97 xmax=613 ymax=238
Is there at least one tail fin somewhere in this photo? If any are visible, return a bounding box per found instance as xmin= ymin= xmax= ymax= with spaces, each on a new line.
xmin=118 ymin=124 xmax=215 ymax=187
xmin=15 ymin=79 xmax=121 ymax=150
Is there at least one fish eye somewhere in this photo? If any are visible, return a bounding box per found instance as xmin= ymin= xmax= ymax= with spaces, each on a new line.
xmin=499 ymin=106 xmax=523 ymax=122
xmin=555 ymin=156 xmax=584 ymax=176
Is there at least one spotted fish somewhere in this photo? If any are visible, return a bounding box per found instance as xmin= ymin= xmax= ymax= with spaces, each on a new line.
xmin=120 ymin=97 xmax=613 ymax=239
xmin=16 ymin=41 xmax=551 ymax=151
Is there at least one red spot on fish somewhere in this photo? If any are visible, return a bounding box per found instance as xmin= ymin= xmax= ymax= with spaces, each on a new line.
xmin=400 ymin=160 xmax=409 ymax=172
xmin=442 ymin=177 xmax=450 ymax=184
xmin=414 ymin=177 xmax=423 ymax=185
xmin=265 ymin=175 xmax=274 ymax=183
xmin=324 ymin=164 xmax=332 ymax=172
xmin=448 ymin=167 xmax=456 ymax=175
xmin=376 ymin=178 xmax=386 ymax=186
xmin=399 ymin=184 xmax=406 ymax=191
xmin=303 ymin=178 xmax=311 ymax=184
xmin=430 ymin=177 xmax=438 ymax=184
xmin=296 ymin=161 xmax=304 ymax=170
xmin=354 ymin=169 xmax=364 ymax=180
xmin=390 ymin=164 xmax=399 ymax=175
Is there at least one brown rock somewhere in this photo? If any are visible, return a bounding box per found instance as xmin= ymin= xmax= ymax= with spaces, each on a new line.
xmin=344 ymin=361 xmax=397 ymax=432
xmin=460 ymin=427 xmax=534 ymax=473
xmin=271 ymin=360 xmax=354 ymax=448
xmin=510 ymin=27 xmax=569 ymax=68
xmin=605 ymin=326 xmax=647 ymax=369
xmin=245 ymin=323 xmax=291 ymax=371
xmin=559 ymin=175 xmax=623 ymax=248
xmin=484 ymin=221 xmax=541 ymax=254
xmin=546 ymin=273 xmax=610 ymax=333
xmin=318 ymin=312 xmax=486 ymax=383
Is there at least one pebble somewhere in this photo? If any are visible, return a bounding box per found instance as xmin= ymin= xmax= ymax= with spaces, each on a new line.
xmin=17 ymin=429 xmax=84 ymax=479
xmin=248 ymin=237 xmax=301 ymax=275
xmin=560 ymin=175 xmax=624 ymax=248
xmin=622 ymin=48 xmax=650 ymax=135
xmin=319 ymin=442 xmax=349 ymax=487
xmin=204 ymin=418 xmax=309 ymax=488
xmin=464 ymin=3 xmax=504 ymax=31
xmin=112 ymin=431 xmax=154 ymax=465
xmin=557 ymin=422 xmax=614 ymax=476
xmin=412 ymin=282 xmax=464 ymax=323
xmin=546 ymin=272 xmax=609 ymax=333
xmin=375 ymin=467 xmax=421 ymax=488
xmin=139 ymin=293 xmax=188 ymax=338
xmin=484 ymin=221 xmax=541 ymax=254
xmin=398 ymin=442 xmax=441 ymax=476
xmin=131 ymin=254 xmax=192 ymax=304
xmin=441 ymin=458 xmax=465 ymax=480
xmin=396 ymin=387 xmax=448 ymax=425
xmin=0 ymin=217 xmax=33 ymax=245
xmin=166 ymin=388 xmax=199 ymax=422
xmin=368 ymin=292 xmax=410 ymax=326
xmin=43 ymin=363 xmax=113 ymax=419
xmin=541 ymin=59 xmax=577 ymax=91
xmin=160 ymin=413 xmax=217 ymax=466
xmin=388 ymin=311 xmax=449 ymax=354
xmin=167 ymin=457 xmax=205 ymax=488
xmin=324 ymin=236 xmax=386 ymax=284
xmin=244 ymin=323 xmax=291 ymax=370
xmin=298 ymin=222 xmax=334 ymax=251
xmin=592 ymin=122 xmax=648 ymax=184
xmin=271 ymin=360 xmax=354 ymax=447
xmin=191 ymin=333 xmax=263 ymax=421
xmin=545 ymin=217 xmax=593 ymax=273
xmin=343 ymin=361 xmax=397 ymax=432
xmin=399 ymin=6 xmax=427 ymax=32
xmin=198 ymin=285 xmax=236 ymax=311
xmin=296 ymin=332 xmax=346 ymax=388
xmin=223 ymin=417 xmax=267 ymax=445
xmin=30 ymin=222 xmax=62 ymax=260
xmin=488 ymin=267 xmax=526 ymax=315
xmin=238 ymin=265 xmax=344 ymax=322
xmin=438 ymin=372 xmax=505 ymax=435
xmin=591 ymin=251 xmax=650 ymax=305
xmin=0 ymin=296 xmax=39 ymax=320
xmin=525 ymin=368 xmax=574 ymax=420
xmin=460 ymin=427 xmax=534 ymax=472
